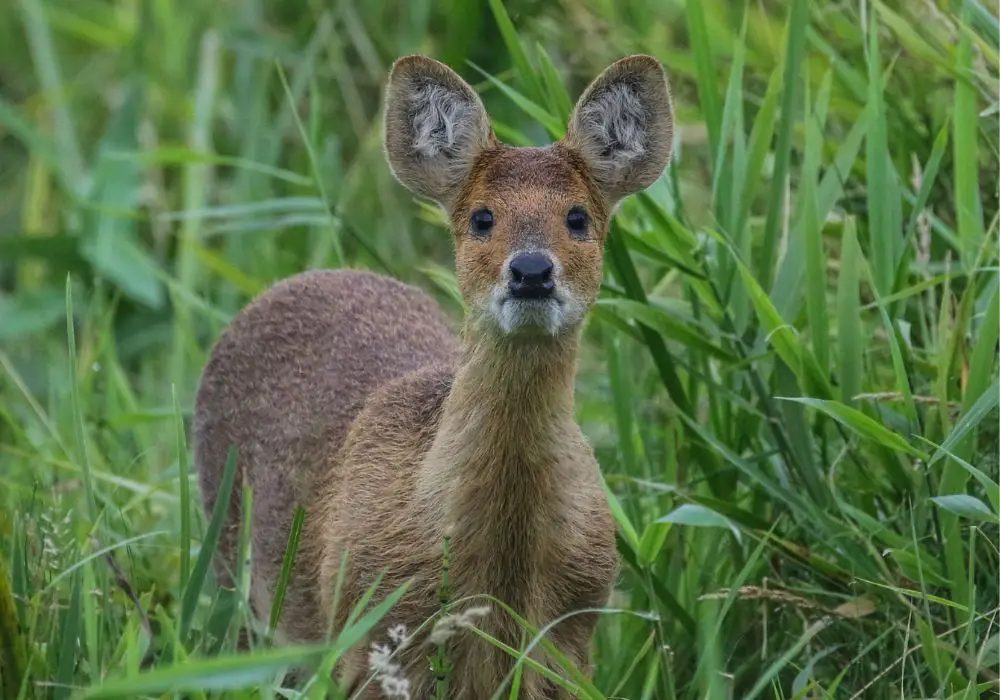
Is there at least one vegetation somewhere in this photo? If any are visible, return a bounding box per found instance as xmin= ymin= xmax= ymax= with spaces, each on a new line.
xmin=1 ymin=0 xmax=998 ymax=697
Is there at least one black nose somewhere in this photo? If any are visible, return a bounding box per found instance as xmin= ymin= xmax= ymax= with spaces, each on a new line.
xmin=509 ymin=252 xmax=555 ymax=299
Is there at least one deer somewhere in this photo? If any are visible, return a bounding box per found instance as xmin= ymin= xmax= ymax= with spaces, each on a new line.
xmin=194 ymin=53 xmax=674 ymax=698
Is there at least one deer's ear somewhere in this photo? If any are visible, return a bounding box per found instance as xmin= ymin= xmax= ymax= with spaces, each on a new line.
xmin=564 ymin=55 xmax=674 ymax=206
xmin=384 ymin=55 xmax=492 ymax=209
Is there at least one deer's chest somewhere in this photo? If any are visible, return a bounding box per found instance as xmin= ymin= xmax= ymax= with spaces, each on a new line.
xmin=446 ymin=493 xmax=615 ymax=625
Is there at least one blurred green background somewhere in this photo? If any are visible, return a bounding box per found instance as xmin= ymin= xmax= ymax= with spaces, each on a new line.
xmin=1 ymin=0 xmax=998 ymax=698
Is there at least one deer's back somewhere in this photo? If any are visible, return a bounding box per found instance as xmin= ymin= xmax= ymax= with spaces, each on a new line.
xmin=193 ymin=268 xmax=458 ymax=627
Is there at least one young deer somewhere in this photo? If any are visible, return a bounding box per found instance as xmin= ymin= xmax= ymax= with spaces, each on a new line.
xmin=194 ymin=54 xmax=673 ymax=697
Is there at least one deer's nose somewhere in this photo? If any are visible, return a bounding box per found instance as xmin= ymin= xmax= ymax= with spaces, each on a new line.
xmin=509 ymin=252 xmax=555 ymax=299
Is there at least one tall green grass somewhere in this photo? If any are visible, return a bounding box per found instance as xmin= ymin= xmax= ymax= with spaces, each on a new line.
xmin=1 ymin=0 xmax=998 ymax=697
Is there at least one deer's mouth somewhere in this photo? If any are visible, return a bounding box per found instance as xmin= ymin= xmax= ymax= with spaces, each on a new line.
xmin=484 ymin=279 xmax=592 ymax=338
xmin=496 ymin=295 xmax=564 ymax=336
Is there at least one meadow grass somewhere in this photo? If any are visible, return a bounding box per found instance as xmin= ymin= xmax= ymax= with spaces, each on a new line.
xmin=1 ymin=0 xmax=998 ymax=698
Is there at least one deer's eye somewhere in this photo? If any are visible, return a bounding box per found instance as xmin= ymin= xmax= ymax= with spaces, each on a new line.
xmin=566 ymin=207 xmax=589 ymax=239
xmin=470 ymin=209 xmax=494 ymax=236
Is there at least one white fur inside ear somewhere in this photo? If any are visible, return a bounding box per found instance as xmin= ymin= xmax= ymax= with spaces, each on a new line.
xmin=578 ymin=82 xmax=648 ymax=168
xmin=410 ymin=82 xmax=473 ymax=157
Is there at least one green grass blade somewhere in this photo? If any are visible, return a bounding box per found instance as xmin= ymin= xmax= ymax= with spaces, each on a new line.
xmin=654 ymin=503 xmax=740 ymax=541
xmin=54 ymin=569 xmax=83 ymax=700
xmin=805 ymin=28 xmax=868 ymax=102
xmin=737 ymin=60 xmax=782 ymax=237
xmin=171 ymin=30 xmax=220 ymax=396
xmin=929 ymin=378 xmax=1000 ymax=469
xmin=710 ymin=27 xmax=746 ymax=237
xmin=866 ymin=5 xmax=901 ymax=297
xmin=0 ymin=94 xmax=60 ymax=173
xmin=174 ymin=385 xmax=191 ymax=592
xmin=770 ymin=102 xmax=867 ymax=323
xmin=803 ymin=71 xmax=832 ymax=376
xmin=16 ymin=0 xmax=86 ymax=190
xmin=605 ymin=222 xmax=692 ymax=414
xmin=82 ymin=556 xmax=100 ymax=690
xmin=684 ymin=0 xmax=720 ymax=160
xmin=914 ymin=438 xmax=1000 ymax=514
xmin=535 ymin=44 xmax=573 ymax=125
xmin=603 ymin=474 xmax=639 ymax=553
xmin=79 ymin=77 xmax=164 ymax=311
xmin=759 ymin=0 xmax=809 ymax=290
xmin=930 ymin=495 xmax=996 ymax=522
xmin=320 ymin=578 xmax=412 ymax=673
xmin=906 ymin=122 xmax=950 ymax=244
xmin=677 ymin=414 xmax=817 ymax=527
xmin=775 ymin=359 xmax=827 ymax=507
xmin=615 ymin=534 xmax=696 ymax=636
xmin=966 ymin=284 xmax=1000 ymax=408
xmin=268 ymin=506 xmax=306 ymax=635
xmin=875 ymin=2 xmax=952 ymax=66
xmin=160 ymin=196 xmax=327 ymax=222
xmin=110 ymin=148 xmax=313 ymax=186
xmin=471 ymin=63 xmax=563 ymax=139
xmin=40 ymin=532 xmax=169 ymax=596
xmin=895 ymin=119 xmax=950 ymax=291
xmin=607 ymin=334 xmax=640 ymax=479
xmin=618 ymin=225 xmax=705 ymax=278
xmin=743 ymin=617 xmax=828 ymax=700
xmin=595 ymin=299 xmax=736 ymax=362
xmin=964 ymin=0 xmax=1000 ymax=48
xmin=66 ymin=276 xmax=98 ymax=528
xmin=735 ymin=255 xmax=833 ymax=398
xmin=85 ymin=644 xmax=333 ymax=697
xmin=777 ymin=397 xmax=926 ymax=459
xmin=180 ymin=445 xmax=238 ymax=641
xmin=233 ymin=484 xmax=254 ymax=644
xmin=0 ymin=555 xmax=29 ymax=700
xmin=954 ymin=4 xmax=984 ymax=268
xmin=274 ymin=61 xmax=345 ymax=270
xmin=858 ymin=255 xmax=920 ymax=429
xmin=837 ymin=217 xmax=863 ymax=406
xmin=816 ymin=112 xmax=867 ymax=219
xmin=487 ymin=0 xmax=545 ymax=106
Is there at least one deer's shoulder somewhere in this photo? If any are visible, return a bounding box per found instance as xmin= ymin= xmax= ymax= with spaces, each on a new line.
xmin=346 ymin=361 xmax=456 ymax=452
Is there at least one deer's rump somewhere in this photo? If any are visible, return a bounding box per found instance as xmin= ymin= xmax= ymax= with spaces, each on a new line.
xmin=193 ymin=269 xmax=458 ymax=627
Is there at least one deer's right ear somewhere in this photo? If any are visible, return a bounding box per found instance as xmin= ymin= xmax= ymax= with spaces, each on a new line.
xmin=384 ymin=56 xmax=492 ymax=210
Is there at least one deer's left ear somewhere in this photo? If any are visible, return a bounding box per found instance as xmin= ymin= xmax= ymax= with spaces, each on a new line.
xmin=564 ymin=55 xmax=674 ymax=206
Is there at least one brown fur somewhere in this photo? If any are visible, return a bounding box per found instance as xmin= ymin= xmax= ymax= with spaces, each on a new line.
xmin=194 ymin=54 xmax=674 ymax=698
xmin=194 ymin=271 xmax=458 ymax=625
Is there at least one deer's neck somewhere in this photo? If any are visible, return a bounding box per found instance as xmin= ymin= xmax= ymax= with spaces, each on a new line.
xmin=419 ymin=327 xmax=581 ymax=605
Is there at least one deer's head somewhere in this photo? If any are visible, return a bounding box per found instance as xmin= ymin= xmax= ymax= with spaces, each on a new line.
xmin=385 ymin=55 xmax=674 ymax=338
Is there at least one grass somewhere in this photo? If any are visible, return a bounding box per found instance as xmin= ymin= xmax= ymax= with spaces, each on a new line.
xmin=1 ymin=0 xmax=998 ymax=697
